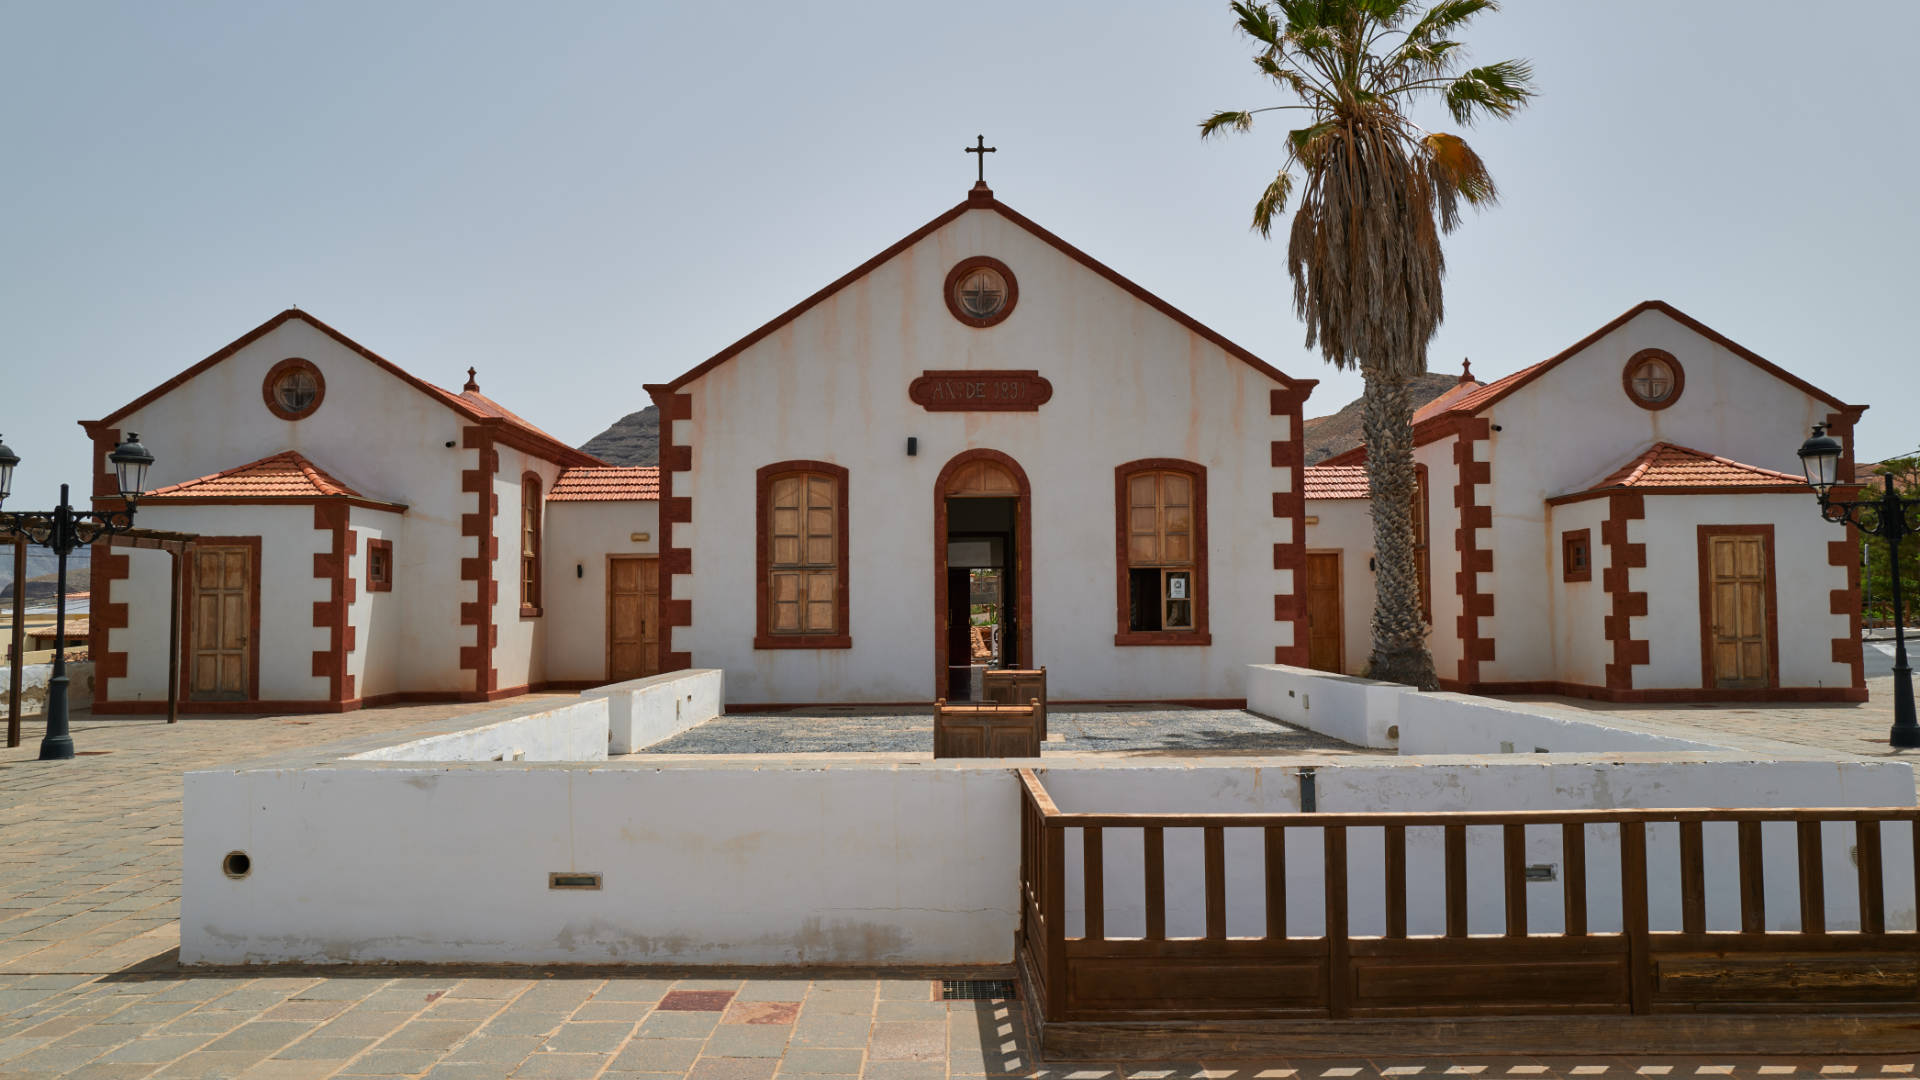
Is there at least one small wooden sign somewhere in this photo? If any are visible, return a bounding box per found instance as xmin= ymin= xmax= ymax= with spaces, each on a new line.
xmin=909 ymin=370 xmax=1053 ymax=412
xmin=630 ymin=532 xmax=650 ymax=542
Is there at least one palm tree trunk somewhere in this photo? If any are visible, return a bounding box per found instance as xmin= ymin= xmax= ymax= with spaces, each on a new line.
xmin=1361 ymin=368 xmax=1439 ymax=689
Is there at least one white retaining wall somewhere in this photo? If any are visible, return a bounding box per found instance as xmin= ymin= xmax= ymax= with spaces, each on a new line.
xmin=1395 ymin=692 xmax=1722 ymax=755
xmin=582 ymin=669 xmax=723 ymax=755
xmin=182 ymin=748 xmax=1916 ymax=966
xmin=347 ymin=698 xmax=609 ymax=763
xmin=1 ymin=661 xmax=95 ymax=715
xmin=1248 ymin=664 xmax=1403 ymax=749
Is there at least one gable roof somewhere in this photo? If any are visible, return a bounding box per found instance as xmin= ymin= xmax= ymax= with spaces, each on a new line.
xmin=1546 ymin=442 xmax=1807 ymax=505
xmin=142 ymin=450 xmax=406 ymax=510
xmin=88 ymin=309 xmax=602 ymax=468
xmin=645 ymin=185 xmax=1314 ymax=397
xmin=1304 ymin=465 xmax=1371 ymax=500
xmin=1429 ymin=300 xmax=1860 ymax=420
xmin=549 ymin=466 xmax=660 ymax=502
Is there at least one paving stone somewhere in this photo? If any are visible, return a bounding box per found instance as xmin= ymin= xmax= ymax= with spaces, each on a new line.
xmin=200 ymin=1022 xmax=318 ymax=1054
xmin=337 ymin=1047 xmax=449 ymax=1075
xmin=377 ymin=1018 xmax=484 ymax=1051
xmin=258 ymin=1000 xmax=352 ymax=1022
xmin=866 ymin=1021 xmax=943 ymax=1062
xmin=99 ymin=1035 xmax=218 ymax=1063
xmin=270 ymin=1035 xmax=376 ymax=1061
xmin=230 ymin=1060 xmax=345 ymax=1080
xmin=480 ymin=1012 xmax=571 ymax=1038
xmin=725 ymin=1001 xmax=801 ymax=1025
xmin=593 ymin=980 xmax=675 ymax=1003
xmin=863 ymin=1062 xmax=947 ymax=1080
xmin=706 ymin=1023 xmax=794 ymax=1058
xmin=659 ymin=989 xmax=737 ymax=1012
xmin=512 ymin=983 xmax=601 ymax=1012
xmin=637 ymin=1010 xmax=723 ymax=1038
xmin=151 ymin=1049 xmax=275 ymax=1078
xmin=781 ymin=1048 xmax=868 ymax=1074
xmin=610 ymin=1037 xmax=706 ymax=1072
xmin=790 ymin=1013 xmax=872 ymax=1049
xmin=62 ymin=1064 xmax=170 ymax=1080
xmin=690 ymin=1057 xmax=781 ymax=1080
xmin=445 ymin=1034 xmax=546 ymax=1065
xmin=736 ymin=980 xmax=813 ymax=1003
xmin=874 ymin=1001 xmax=947 ymax=1022
xmin=447 ymin=979 xmax=534 ymax=1001
xmin=421 ymin=1063 xmax=521 ymax=1080
xmin=539 ymin=1020 xmax=633 ymax=1053
xmin=874 ymin=981 xmax=932 ymax=1003
xmin=569 ymin=1001 xmax=651 ymax=1022
xmin=510 ymin=1051 xmax=611 ymax=1078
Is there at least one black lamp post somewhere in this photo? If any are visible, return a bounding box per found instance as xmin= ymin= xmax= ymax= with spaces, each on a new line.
xmin=0 ymin=433 xmax=155 ymax=760
xmin=1798 ymin=423 xmax=1918 ymax=748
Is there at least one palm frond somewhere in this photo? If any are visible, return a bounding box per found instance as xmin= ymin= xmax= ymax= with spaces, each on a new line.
xmin=1251 ymin=168 xmax=1296 ymax=238
xmin=1400 ymin=0 xmax=1495 ymax=47
xmin=1200 ymin=110 xmax=1258 ymax=138
xmin=1443 ymin=59 xmax=1535 ymax=123
xmin=1231 ymin=0 xmax=1282 ymax=45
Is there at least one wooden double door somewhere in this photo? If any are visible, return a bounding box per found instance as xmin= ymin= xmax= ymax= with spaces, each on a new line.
xmin=607 ymin=556 xmax=661 ymax=682
xmin=1703 ymin=529 xmax=1773 ymax=690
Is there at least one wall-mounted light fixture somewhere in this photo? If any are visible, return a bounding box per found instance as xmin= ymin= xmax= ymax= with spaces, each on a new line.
xmin=576 ymin=564 xmax=583 ymax=579
xmin=907 ymin=437 xmax=918 ymax=457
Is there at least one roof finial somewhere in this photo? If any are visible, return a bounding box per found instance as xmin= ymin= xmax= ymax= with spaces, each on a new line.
xmin=965 ymin=134 xmax=996 ymax=201
xmin=463 ymin=367 xmax=479 ymax=393
xmin=1459 ymin=357 xmax=1474 ymax=384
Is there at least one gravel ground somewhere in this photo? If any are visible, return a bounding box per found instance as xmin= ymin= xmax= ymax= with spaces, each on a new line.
xmin=634 ymin=705 xmax=1376 ymax=756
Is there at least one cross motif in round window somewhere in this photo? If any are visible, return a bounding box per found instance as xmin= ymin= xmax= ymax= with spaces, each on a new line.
xmin=1622 ymin=349 xmax=1683 ymax=410
xmin=944 ymin=256 xmax=1018 ymax=328
xmin=262 ymin=358 xmax=326 ymax=420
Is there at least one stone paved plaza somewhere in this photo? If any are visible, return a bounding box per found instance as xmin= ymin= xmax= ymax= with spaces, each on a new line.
xmin=0 ymin=680 xmax=1914 ymax=1077
xmin=637 ymin=707 xmax=1373 ymax=757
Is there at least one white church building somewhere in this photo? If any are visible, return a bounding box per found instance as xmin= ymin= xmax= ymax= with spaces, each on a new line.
xmin=82 ymin=184 xmax=1867 ymax=713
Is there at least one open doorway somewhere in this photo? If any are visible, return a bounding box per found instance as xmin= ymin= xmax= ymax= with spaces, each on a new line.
xmin=934 ymin=451 xmax=1032 ymax=701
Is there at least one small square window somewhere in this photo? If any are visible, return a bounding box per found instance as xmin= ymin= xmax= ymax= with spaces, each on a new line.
xmin=1562 ymin=529 xmax=1592 ymax=583
xmin=367 ymin=538 xmax=394 ymax=592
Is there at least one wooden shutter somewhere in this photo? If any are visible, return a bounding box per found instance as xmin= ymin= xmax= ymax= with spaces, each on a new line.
xmin=769 ymin=472 xmax=838 ymax=634
xmin=1128 ymin=471 xmax=1194 ymax=569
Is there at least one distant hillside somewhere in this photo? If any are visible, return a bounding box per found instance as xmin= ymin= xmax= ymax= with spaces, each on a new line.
xmin=580 ymin=406 xmax=660 ymax=466
xmin=1303 ymin=372 xmax=1462 ymax=465
xmin=0 ymin=548 xmax=89 ymax=598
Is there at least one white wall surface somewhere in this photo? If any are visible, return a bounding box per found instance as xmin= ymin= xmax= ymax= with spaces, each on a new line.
xmin=1546 ymin=498 xmax=1609 ymax=688
xmin=679 ymin=206 xmax=1299 ymax=704
xmin=492 ymin=448 xmax=566 ymax=692
xmin=1416 ymin=435 xmax=1464 ymax=680
xmin=1 ymin=661 xmax=95 ymax=714
xmin=347 ymin=507 xmax=404 ymax=699
xmin=582 ymin=668 xmax=722 ymax=754
xmin=1475 ymin=306 xmax=1851 ymax=684
xmin=348 ymin=698 xmax=608 ymax=763
xmin=1303 ymin=500 xmax=1375 ymax=676
xmin=182 ymin=747 xmax=1915 ymax=966
xmin=112 ymin=504 xmax=330 ymax=704
xmin=543 ymin=501 xmax=660 ymax=685
xmin=1395 ymin=691 xmax=1721 ymax=755
xmin=1634 ymin=493 xmax=1852 ymax=690
xmin=1247 ymin=664 xmax=1404 ymax=749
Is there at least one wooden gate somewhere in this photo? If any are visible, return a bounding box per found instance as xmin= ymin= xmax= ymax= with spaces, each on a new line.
xmin=189 ymin=544 xmax=253 ymax=701
xmin=607 ymin=555 xmax=660 ymax=682
xmin=1017 ymin=770 xmax=1920 ymax=1055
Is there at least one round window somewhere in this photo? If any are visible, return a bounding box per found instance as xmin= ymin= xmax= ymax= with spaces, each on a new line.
xmin=944 ymin=256 xmax=1018 ymax=327
xmin=262 ymin=358 xmax=326 ymax=420
xmin=1622 ymin=349 xmax=1683 ymax=410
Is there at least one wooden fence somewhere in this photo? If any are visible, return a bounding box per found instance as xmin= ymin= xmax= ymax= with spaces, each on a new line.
xmin=1016 ymin=769 xmax=1920 ymax=1029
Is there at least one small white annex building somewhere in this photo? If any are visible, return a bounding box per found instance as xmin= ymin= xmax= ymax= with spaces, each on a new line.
xmin=83 ymin=311 xmax=663 ymax=713
xmin=644 ymin=180 xmax=1320 ymax=706
xmin=1303 ymin=300 xmax=1868 ymax=703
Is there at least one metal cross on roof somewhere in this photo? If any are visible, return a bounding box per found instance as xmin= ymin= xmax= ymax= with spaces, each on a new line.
xmin=965 ymin=135 xmax=996 ymax=184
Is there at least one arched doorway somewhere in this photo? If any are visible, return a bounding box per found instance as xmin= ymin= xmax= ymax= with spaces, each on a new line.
xmin=933 ymin=450 xmax=1033 ymax=700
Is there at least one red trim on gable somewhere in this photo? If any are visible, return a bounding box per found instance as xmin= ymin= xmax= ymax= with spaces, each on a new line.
xmin=86 ymin=308 xmax=602 ymax=468
xmin=645 ymin=194 xmax=1314 ymax=398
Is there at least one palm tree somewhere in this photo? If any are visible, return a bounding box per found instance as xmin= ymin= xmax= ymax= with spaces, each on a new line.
xmin=1201 ymin=0 xmax=1533 ymax=689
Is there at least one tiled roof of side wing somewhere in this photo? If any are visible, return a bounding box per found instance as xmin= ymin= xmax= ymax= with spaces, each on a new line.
xmin=549 ymin=466 xmax=661 ymax=501
xmin=1303 ymin=465 xmax=1371 ymax=499
xmin=144 ymin=451 xmax=366 ymax=499
xmin=1591 ymin=443 xmax=1804 ymax=490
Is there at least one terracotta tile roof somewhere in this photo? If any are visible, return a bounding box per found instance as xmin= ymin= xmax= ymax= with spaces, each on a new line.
xmin=428 ymin=384 xmax=573 ymax=450
xmin=549 ymin=466 xmax=661 ymax=502
xmin=1410 ymin=377 xmax=1491 ymax=424
xmin=1304 ymin=465 xmax=1370 ymax=500
xmin=143 ymin=450 xmax=379 ymax=500
xmin=1558 ymin=443 xmax=1805 ymax=501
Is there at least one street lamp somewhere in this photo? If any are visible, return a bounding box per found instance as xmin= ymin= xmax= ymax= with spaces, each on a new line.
xmin=0 ymin=433 xmax=156 ymax=760
xmin=1799 ymin=423 xmax=1918 ymax=748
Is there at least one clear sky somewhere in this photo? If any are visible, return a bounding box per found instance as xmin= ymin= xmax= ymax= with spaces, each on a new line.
xmin=3 ymin=1 xmax=1915 ymax=509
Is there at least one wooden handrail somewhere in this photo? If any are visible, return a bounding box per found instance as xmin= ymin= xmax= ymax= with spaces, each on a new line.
xmin=1023 ymin=805 xmax=1920 ymax=828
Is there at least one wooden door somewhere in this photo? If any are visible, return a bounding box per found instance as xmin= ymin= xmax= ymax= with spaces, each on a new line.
xmin=1305 ymin=552 xmax=1344 ymax=673
xmin=607 ymin=556 xmax=660 ymax=682
xmin=1707 ymin=533 xmax=1770 ymax=689
xmin=189 ymin=545 xmax=251 ymax=700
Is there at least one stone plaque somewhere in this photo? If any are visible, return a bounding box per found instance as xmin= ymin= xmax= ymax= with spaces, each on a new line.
xmin=909 ymin=370 xmax=1053 ymax=412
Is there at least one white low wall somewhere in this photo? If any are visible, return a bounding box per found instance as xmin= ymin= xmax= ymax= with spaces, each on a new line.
xmin=1 ymin=661 xmax=95 ymax=716
xmin=1395 ymin=692 xmax=1722 ymax=755
xmin=1247 ymin=664 xmax=1407 ymax=749
xmin=582 ymin=668 xmax=723 ymax=755
xmin=348 ymin=698 xmax=609 ymax=763
xmin=181 ymin=747 xmax=1916 ymax=966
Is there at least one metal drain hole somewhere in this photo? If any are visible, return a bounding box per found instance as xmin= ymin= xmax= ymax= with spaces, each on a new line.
xmin=941 ymin=978 xmax=1016 ymax=1001
xmin=223 ymin=851 xmax=251 ymax=879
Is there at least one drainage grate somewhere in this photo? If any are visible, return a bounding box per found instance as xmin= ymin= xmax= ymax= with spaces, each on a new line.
xmin=941 ymin=978 xmax=1017 ymax=1001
